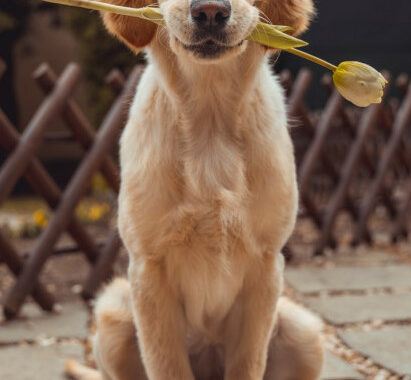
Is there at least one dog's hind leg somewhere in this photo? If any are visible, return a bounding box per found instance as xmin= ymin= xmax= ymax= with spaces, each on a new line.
xmin=65 ymin=278 xmax=148 ymax=380
xmin=264 ymin=298 xmax=324 ymax=380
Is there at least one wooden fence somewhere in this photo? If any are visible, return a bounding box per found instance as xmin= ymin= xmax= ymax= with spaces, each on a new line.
xmin=282 ymin=69 xmax=411 ymax=256
xmin=0 ymin=60 xmax=410 ymax=318
xmin=0 ymin=60 xmax=143 ymax=318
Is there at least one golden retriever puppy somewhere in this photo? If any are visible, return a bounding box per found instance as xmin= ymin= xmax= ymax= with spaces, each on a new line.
xmin=66 ymin=0 xmax=324 ymax=378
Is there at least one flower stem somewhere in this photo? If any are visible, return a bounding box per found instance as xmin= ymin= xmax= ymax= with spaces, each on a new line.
xmin=286 ymin=48 xmax=337 ymax=72
xmin=41 ymin=0 xmax=165 ymax=25
xmin=43 ymin=0 xmax=138 ymax=16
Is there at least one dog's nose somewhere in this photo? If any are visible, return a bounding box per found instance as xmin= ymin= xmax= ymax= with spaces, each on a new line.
xmin=190 ymin=0 xmax=231 ymax=29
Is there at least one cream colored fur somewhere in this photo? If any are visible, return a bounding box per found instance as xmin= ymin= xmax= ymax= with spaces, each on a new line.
xmin=66 ymin=279 xmax=323 ymax=380
xmin=66 ymin=0 xmax=323 ymax=378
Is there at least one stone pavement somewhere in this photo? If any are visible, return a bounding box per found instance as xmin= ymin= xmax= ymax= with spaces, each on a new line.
xmin=0 ymin=298 xmax=364 ymax=380
xmin=0 ymin=249 xmax=410 ymax=379
xmin=0 ymin=343 xmax=84 ymax=380
xmin=0 ymin=302 xmax=88 ymax=380
xmin=0 ymin=302 xmax=88 ymax=344
xmin=286 ymin=250 xmax=411 ymax=379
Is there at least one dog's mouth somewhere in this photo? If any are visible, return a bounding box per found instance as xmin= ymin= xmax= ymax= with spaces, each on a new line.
xmin=180 ymin=39 xmax=244 ymax=59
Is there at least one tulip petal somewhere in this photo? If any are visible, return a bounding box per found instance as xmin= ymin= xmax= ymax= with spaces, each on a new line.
xmin=248 ymin=23 xmax=308 ymax=49
xmin=274 ymin=26 xmax=294 ymax=33
xmin=333 ymin=61 xmax=387 ymax=107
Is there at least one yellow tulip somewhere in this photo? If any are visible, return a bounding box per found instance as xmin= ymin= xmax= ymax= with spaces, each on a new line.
xmin=332 ymin=62 xmax=387 ymax=107
xmin=288 ymin=49 xmax=387 ymax=107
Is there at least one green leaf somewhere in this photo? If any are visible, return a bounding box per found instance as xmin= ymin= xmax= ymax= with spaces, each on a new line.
xmin=273 ymin=25 xmax=294 ymax=33
xmin=247 ymin=23 xmax=308 ymax=49
xmin=0 ymin=12 xmax=17 ymax=32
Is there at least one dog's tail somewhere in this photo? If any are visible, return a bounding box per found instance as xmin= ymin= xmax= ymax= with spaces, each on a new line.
xmin=266 ymin=297 xmax=324 ymax=380
xmin=65 ymin=359 xmax=102 ymax=380
xmin=64 ymin=278 xmax=131 ymax=380
xmin=277 ymin=297 xmax=323 ymax=349
xmin=65 ymin=278 xmax=142 ymax=380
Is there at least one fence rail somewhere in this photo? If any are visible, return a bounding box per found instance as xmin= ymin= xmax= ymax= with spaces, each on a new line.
xmin=0 ymin=59 xmax=410 ymax=318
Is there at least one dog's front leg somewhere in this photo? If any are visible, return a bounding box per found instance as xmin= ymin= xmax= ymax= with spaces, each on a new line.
xmin=224 ymin=254 xmax=281 ymax=380
xmin=129 ymin=260 xmax=195 ymax=380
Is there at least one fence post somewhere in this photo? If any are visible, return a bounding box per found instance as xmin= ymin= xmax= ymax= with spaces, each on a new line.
xmin=297 ymin=91 xmax=341 ymax=250
xmin=354 ymin=88 xmax=411 ymax=243
xmin=386 ymin=85 xmax=411 ymax=241
xmin=315 ymin=100 xmax=388 ymax=254
xmin=0 ymin=109 xmax=100 ymax=264
xmin=0 ymin=64 xmax=81 ymax=205
xmin=0 ymin=233 xmax=55 ymax=315
xmin=34 ymin=64 xmax=121 ymax=192
xmin=0 ymin=59 xmax=5 ymax=79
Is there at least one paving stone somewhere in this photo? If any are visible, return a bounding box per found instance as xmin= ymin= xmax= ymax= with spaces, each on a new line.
xmin=339 ymin=326 xmax=411 ymax=375
xmin=0 ymin=342 xmax=83 ymax=380
xmin=306 ymin=293 xmax=411 ymax=324
xmin=285 ymin=265 xmax=411 ymax=293
xmin=0 ymin=302 xmax=88 ymax=344
xmin=330 ymin=251 xmax=401 ymax=266
xmin=322 ymin=351 xmax=363 ymax=379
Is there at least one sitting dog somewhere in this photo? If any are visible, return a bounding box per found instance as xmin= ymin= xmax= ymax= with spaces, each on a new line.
xmin=67 ymin=279 xmax=322 ymax=380
xmin=66 ymin=0 xmax=324 ymax=378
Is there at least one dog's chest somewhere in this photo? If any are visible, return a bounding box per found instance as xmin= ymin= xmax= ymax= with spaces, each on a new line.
xmin=166 ymin=220 xmax=248 ymax=342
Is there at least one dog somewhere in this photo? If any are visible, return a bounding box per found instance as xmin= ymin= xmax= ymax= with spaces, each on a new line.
xmin=66 ymin=0 xmax=324 ymax=379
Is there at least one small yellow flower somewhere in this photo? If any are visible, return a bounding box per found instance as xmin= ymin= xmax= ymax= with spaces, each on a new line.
xmin=88 ymin=205 xmax=104 ymax=222
xmin=91 ymin=173 xmax=109 ymax=193
xmin=33 ymin=209 xmax=48 ymax=228
xmin=333 ymin=62 xmax=387 ymax=107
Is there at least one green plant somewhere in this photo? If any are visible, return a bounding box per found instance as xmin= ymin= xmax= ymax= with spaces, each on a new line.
xmin=0 ymin=12 xmax=16 ymax=32
xmin=64 ymin=8 xmax=143 ymax=124
xmin=0 ymin=1 xmax=34 ymax=124
xmin=0 ymin=1 xmax=31 ymax=34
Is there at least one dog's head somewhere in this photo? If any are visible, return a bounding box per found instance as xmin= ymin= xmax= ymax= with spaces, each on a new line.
xmin=104 ymin=0 xmax=314 ymax=62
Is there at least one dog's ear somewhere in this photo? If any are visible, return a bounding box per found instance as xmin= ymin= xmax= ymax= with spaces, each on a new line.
xmin=102 ymin=0 xmax=157 ymax=53
xmin=256 ymin=0 xmax=315 ymax=36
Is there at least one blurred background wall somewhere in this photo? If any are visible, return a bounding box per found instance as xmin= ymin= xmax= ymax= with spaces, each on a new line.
xmin=278 ymin=0 xmax=411 ymax=105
